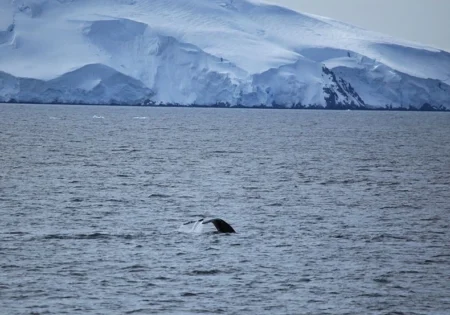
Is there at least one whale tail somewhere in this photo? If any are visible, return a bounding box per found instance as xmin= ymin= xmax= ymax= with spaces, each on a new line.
xmin=203 ymin=218 xmax=236 ymax=233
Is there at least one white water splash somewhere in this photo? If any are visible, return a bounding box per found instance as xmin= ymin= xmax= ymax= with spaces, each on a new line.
xmin=178 ymin=220 xmax=204 ymax=234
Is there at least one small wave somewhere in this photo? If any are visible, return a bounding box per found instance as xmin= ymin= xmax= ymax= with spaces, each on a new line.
xmin=92 ymin=115 xmax=105 ymax=119
xmin=433 ymin=254 xmax=450 ymax=258
xmin=178 ymin=195 xmax=195 ymax=199
xmin=42 ymin=233 xmax=110 ymax=240
xmin=380 ymin=204 xmax=421 ymax=210
xmin=106 ymin=198 xmax=127 ymax=203
xmin=133 ymin=116 xmax=147 ymax=120
xmin=3 ymin=231 xmax=28 ymax=236
xmin=204 ymin=246 xmax=220 ymax=251
xmin=331 ymin=233 xmax=351 ymax=239
xmin=299 ymin=278 xmax=311 ymax=283
xmin=420 ymin=216 xmax=441 ymax=222
xmin=398 ymin=270 xmax=420 ymax=274
xmin=122 ymin=264 xmax=150 ymax=272
xmin=188 ymin=269 xmax=222 ymax=276
xmin=149 ymin=193 xmax=171 ymax=198
xmin=154 ymin=276 xmax=171 ymax=280
xmin=1 ymin=265 xmax=20 ymax=269
xmin=266 ymin=202 xmax=283 ymax=207
xmin=209 ymin=150 xmax=243 ymax=154
xmin=243 ymin=186 xmax=259 ymax=191
xmin=418 ymin=259 xmax=447 ymax=265
xmin=274 ymin=243 xmax=292 ymax=248
xmin=181 ymin=292 xmax=198 ymax=297
xmin=37 ymin=233 xmax=143 ymax=241
xmin=125 ymin=309 xmax=151 ymax=314
xmin=358 ymin=292 xmax=384 ymax=298
xmin=376 ymin=181 xmax=401 ymax=186
xmin=373 ymin=277 xmax=391 ymax=284
xmin=367 ymin=234 xmax=411 ymax=242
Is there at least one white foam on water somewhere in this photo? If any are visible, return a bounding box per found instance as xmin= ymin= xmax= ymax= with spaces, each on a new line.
xmin=178 ymin=220 xmax=204 ymax=234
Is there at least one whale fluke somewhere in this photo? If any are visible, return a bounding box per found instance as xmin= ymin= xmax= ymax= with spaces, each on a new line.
xmin=202 ymin=218 xmax=236 ymax=233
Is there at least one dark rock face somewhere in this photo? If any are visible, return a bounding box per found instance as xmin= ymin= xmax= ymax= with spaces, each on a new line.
xmin=419 ymin=103 xmax=447 ymax=111
xmin=322 ymin=66 xmax=365 ymax=109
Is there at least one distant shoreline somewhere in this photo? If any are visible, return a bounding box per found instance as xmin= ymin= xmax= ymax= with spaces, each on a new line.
xmin=1 ymin=101 xmax=448 ymax=112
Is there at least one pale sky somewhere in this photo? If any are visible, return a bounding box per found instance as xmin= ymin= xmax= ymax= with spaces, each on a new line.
xmin=267 ymin=0 xmax=450 ymax=52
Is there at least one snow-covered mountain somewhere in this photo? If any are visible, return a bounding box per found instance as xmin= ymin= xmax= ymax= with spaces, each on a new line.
xmin=1 ymin=0 xmax=449 ymax=109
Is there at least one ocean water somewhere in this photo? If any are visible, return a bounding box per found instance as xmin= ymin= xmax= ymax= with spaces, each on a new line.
xmin=1 ymin=104 xmax=449 ymax=315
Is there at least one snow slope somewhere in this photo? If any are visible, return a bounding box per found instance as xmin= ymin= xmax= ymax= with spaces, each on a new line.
xmin=0 ymin=64 xmax=153 ymax=104
xmin=0 ymin=0 xmax=449 ymax=108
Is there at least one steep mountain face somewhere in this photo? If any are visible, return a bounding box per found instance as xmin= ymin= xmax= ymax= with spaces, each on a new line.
xmin=247 ymin=60 xmax=365 ymax=108
xmin=0 ymin=0 xmax=449 ymax=108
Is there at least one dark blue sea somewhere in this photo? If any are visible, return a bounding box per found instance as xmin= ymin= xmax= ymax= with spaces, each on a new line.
xmin=1 ymin=104 xmax=449 ymax=314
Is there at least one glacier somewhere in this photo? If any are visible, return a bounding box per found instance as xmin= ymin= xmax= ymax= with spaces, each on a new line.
xmin=0 ymin=0 xmax=449 ymax=109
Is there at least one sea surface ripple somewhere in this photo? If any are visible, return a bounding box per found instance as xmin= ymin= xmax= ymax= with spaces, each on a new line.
xmin=1 ymin=104 xmax=449 ymax=314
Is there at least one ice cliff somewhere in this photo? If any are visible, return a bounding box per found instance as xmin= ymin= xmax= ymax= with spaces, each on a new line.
xmin=0 ymin=0 xmax=449 ymax=109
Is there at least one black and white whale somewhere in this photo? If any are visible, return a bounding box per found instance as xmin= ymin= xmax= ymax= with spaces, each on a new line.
xmin=180 ymin=218 xmax=236 ymax=233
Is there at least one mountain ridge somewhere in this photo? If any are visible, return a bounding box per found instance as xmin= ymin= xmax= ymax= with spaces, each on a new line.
xmin=0 ymin=0 xmax=449 ymax=109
